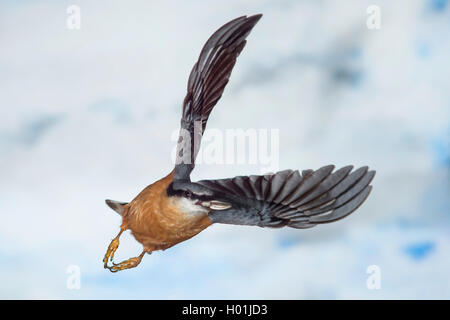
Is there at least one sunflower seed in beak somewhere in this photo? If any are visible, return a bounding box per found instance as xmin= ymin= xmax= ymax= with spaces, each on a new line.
xmin=201 ymin=200 xmax=231 ymax=210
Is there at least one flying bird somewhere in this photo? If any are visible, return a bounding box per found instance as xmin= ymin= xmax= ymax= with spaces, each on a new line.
xmin=103 ymin=14 xmax=375 ymax=272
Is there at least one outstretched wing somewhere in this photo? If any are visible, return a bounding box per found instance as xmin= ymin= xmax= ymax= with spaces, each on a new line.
xmin=173 ymin=14 xmax=262 ymax=182
xmin=196 ymin=165 xmax=375 ymax=228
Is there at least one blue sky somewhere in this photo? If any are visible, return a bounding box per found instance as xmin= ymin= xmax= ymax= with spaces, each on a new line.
xmin=0 ymin=0 xmax=449 ymax=299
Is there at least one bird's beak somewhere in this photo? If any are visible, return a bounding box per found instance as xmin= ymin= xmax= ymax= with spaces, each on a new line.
xmin=199 ymin=200 xmax=232 ymax=210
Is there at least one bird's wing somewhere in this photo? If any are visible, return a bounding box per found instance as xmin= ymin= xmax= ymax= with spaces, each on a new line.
xmin=173 ymin=14 xmax=262 ymax=182
xmin=195 ymin=165 xmax=375 ymax=228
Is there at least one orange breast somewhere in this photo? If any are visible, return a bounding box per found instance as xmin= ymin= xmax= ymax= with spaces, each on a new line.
xmin=123 ymin=171 xmax=212 ymax=252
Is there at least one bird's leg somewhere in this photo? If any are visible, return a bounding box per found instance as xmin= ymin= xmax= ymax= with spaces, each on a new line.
xmin=106 ymin=249 xmax=148 ymax=273
xmin=103 ymin=226 xmax=125 ymax=269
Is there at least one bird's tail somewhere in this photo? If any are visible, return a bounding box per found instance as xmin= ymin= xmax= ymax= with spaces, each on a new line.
xmin=105 ymin=199 xmax=128 ymax=216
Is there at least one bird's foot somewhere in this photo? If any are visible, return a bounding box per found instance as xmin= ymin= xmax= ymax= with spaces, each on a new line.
xmin=106 ymin=250 xmax=147 ymax=273
xmin=103 ymin=228 xmax=124 ymax=269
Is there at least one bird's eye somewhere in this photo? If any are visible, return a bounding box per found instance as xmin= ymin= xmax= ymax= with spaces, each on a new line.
xmin=184 ymin=190 xmax=192 ymax=198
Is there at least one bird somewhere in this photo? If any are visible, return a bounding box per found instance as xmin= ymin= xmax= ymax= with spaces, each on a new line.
xmin=103 ymin=14 xmax=375 ymax=272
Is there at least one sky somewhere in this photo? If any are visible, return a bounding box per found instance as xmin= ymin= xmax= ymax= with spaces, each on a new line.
xmin=0 ymin=0 xmax=449 ymax=299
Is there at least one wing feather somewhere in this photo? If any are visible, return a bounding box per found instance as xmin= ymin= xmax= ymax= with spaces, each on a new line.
xmin=197 ymin=165 xmax=375 ymax=228
xmin=174 ymin=15 xmax=262 ymax=182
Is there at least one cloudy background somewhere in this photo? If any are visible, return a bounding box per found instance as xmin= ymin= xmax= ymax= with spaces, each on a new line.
xmin=1 ymin=0 xmax=449 ymax=299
